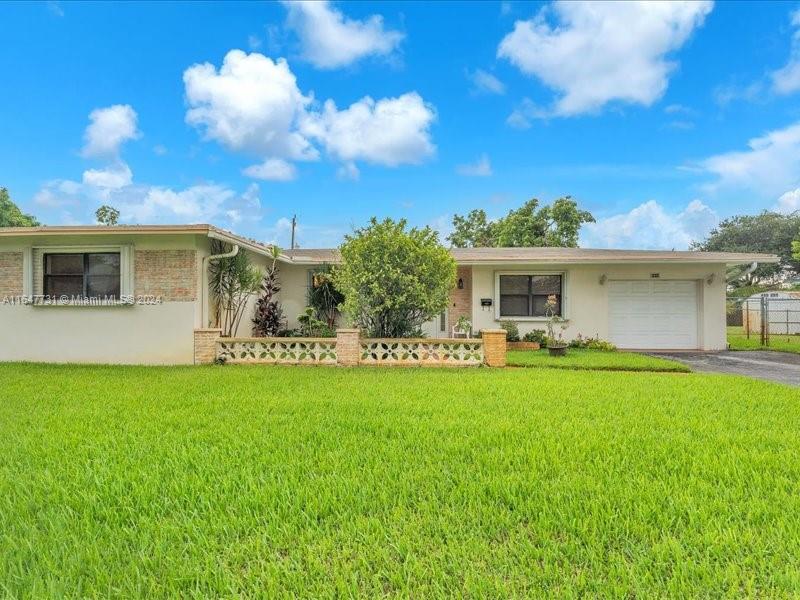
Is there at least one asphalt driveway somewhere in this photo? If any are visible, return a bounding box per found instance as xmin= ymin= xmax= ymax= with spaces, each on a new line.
xmin=651 ymin=351 xmax=800 ymax=387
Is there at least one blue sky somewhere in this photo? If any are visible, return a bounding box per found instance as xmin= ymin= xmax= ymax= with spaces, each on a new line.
xmin=2 ymin=1 xmax=800 ymax=249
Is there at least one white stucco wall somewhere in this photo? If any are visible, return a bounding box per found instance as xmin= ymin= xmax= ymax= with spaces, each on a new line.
xmin=470 ymin=263 xmax=728 ymax=350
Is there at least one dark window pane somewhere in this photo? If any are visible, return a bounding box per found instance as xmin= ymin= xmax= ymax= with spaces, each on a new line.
xmin=499 ymin=275 xmax=529 ymax=295
xmin=87 ymin=253 xmax=120 ymax=276
xmin=500 ymin=295 xmax=529 ymax=316
xmin=532 ymin=275 xmax=561 ymax=295
xmin=45 ymin=254 xmax=83 ymax=275
xmin=532 ymin=295 xmax=560 ymax=317
xmin=45 ymin=276 xmax=83 ymax=297
xmin=87 ymin=276 xmax=120 ymax=298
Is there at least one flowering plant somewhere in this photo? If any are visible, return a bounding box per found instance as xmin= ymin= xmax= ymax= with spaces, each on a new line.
xmin=545 ymin=295 xmax=568 ymax=347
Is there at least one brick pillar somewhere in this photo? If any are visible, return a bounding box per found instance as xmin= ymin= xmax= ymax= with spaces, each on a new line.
xmin=481 ymin=329 xmax=507 ymax=367
xmin=194 ymin=328 xmax=222 ymax=365
xmin=336 ymin=329 xmax=361 ymax=366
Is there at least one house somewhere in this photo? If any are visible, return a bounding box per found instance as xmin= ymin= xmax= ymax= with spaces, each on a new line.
xmin=0 ymin=224 xmax=778 ymax=364
xmin=742 ymin=291 xmax=800 ymax=335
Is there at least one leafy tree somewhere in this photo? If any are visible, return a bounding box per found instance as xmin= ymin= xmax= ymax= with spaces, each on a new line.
xmin=793 ymin=237 xmax=800 ymax=262
xmin=691 ymin=211 xmax=800 ymax=285
xmin=95 ymin=204 xmax=120 ymax=225
xmin=252 ymin=246 xmax=285 ymax=337
xmin=447 ymin=196 xmax=594 ymax=248
xmin=0 ymin=187 xmax=39 ymax=227
xmin=208 ymin=240 xmax=263 ymax=337
xmin=335 ymin=217 xmax=456 ymax=337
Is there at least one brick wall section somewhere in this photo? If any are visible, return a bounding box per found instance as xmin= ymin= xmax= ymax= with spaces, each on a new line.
xmin=194 ymin=329 xmax=221 ymax=364
xmin=0 ymin=252 xmax=23 ymax=298
xmin=448 ymin=266 xmax=472 ymax=332
xmin=135 ymin=250 xmax=197 ymax=301
xmin=336 ymin=329 xmax=361 ymax=366
xmin=481 ymin=329 xmax=507 ymax=367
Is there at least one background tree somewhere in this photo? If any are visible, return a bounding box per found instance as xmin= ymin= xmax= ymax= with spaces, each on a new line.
xmin=208 ymin=240 xmax=263 ymax=337
xmin=447 ymin=196 xmax=594 ymax=248
xmin=95 ymin=205 xmax=120 ymax=225
xmin=0 ymin=187 xmax=39 ymax=227
xmin=334 ymin=217 xmax=456 ymax=337
xmin=691 ymin=211 xmax=800 ymax=286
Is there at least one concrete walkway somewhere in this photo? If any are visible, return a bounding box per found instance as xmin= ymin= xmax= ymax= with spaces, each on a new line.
xmin=650 ymin=351 xmax=800 ymax=387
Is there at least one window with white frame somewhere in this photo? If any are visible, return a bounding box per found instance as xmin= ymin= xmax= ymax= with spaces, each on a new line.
xmin=498 ymin=274 xmax=562 ymax=317
xmin=43 ymin=252 xmax=121 ymax=299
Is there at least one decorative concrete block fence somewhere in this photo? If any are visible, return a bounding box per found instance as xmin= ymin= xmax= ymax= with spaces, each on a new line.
xmin=194 ymin=328 xmax=507 ymax=367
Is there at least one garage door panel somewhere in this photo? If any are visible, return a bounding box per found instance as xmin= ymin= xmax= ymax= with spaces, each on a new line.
xmin=608 ymin=280 xmax=698 ymax=349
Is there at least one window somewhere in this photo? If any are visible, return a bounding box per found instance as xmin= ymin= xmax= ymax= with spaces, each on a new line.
xmin=44 ymin=253 xmax=121 ymax=299
xmin=499 ymin=274 xmax=562 ymax=317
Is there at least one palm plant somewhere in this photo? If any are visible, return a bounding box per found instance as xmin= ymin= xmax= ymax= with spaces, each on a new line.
xmin=208 ymin=240 xmax=263 ymax=337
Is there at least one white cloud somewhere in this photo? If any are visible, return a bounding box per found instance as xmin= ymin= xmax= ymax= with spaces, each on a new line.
xmin=184 ymin=49 xmax=318 ymax=161
xmin=771 ymin=9 xmax=800 ymax=95
xmin=153 ymin=144 xmax=168 ymax=156
xmin=498 ymin=1 xmax=712 ymax=116
xmin=468 ymin=69 xmax=506 ymax=95
xmin=282 ymin=0 xmax=404 ymax=69
xmin=580 ymin=199 xmax=718 ymax=249
xmin=117 ymin=184 xmax=236 ymax=223
xmin=775 ymin=188 xmax=800 ymax=214
xmin=305 ymin=92 xmax=436 ymax=166
xmin=81 ymin=104 xmax=140 ymax=158
xmin=242 ymin=158 xmax=297 ymax=181
xmin=337 ymin=162 xmax=360 ymax=181
xmin=506 ymin=98 xmax=548 ymax=129
xmin=699 ymin=121 xmax=800 ymax=196
xmin=46 ymin=1 xmax=63 ymax=17
xmin=247 ymin=34 xmax=262 ymax=50
xmin=456 ymin=154 xmax=492 ymax=177
xmin=82 ymin=161 xmax=133 ymax=190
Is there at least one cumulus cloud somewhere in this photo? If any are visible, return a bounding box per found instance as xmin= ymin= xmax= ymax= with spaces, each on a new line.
xmin=283 ymin=0 xmax=403 ymax=69
xmin=456 ymin=154 xmax=492 ymax=177
xmin=771 ymin=9 xmax=800 ymax=95
xmin=184 ymin=50 xmax=318 ymax=161
xmin=242 ymin=158 xmax=297 ymax=181
xmin=304 ymin=92 xmax=436 ymax=166
xmin=82 ymin=161 xmax=133 ymax=190
xmin=699 ymin=121 xmax=800 ymax=196
xmin=184 ymin=50 xmax=435 ymax=178
xmin=580 ymin=199 xmax=718 ymax=249
xmin=497 ymin=1 xmax=712 ymax=116
xmin=81 ymin=104 xmax=140 ymax=158
xmin=468 ymin=69 xmax=506 ymax=95
xmin=774 ymin=188 xmax=800 ymax=214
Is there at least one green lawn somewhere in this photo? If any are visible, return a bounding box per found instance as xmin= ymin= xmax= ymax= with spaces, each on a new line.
xmin=728 ymin=325 xmax=800 ymax=354
xmin=508 ymin=349 xmax=690 ymax=372
xmin=1 ymin=363 xmax=799 ymax=597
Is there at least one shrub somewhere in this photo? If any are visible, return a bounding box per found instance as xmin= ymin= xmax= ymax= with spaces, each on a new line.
xmin=297 ymin=307 xmax=336 ymax=338
xmin=499 ymin=320 xmax=520 ymax=342
xmin=568 ymin=334 xmax=616 ymax=351
xmin=252 ymin=247 xmax=285 ymax=337
xmin=308 ymin=265 xmax=344 ymax=327
xmin=334 ymin=218 xmax=456 ymax=337
xmin=209 ymin=240 xmax=263 ymax=337
xmin=523 ymin=329 xmax=547 ymax=347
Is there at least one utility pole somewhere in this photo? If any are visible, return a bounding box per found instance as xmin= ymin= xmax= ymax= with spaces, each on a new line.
xmin=290 ymin=214 xmax=297 ymax=250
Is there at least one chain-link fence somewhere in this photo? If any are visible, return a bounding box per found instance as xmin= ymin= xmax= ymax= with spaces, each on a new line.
xmin=727 ymin=294 xmax=800 ymax=348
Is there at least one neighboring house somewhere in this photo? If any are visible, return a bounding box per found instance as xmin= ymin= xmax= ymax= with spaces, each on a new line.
xmin=742 ymin=291 xmax=800 ymax=335
xmin=0 ymin=224 xmax=778 ymax=364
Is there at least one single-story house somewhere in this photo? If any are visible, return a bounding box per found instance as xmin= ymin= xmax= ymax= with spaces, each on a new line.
xmin=0 ymin=224 xmax=778 ymax=364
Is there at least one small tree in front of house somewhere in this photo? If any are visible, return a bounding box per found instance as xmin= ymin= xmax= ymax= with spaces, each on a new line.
xmin=208 ymin=239 xmax=263 ymax=337
xmin=334 ymin=217 xmax=456 ymax=338
xmin=252 ymin=246 xmax=285 ymax=337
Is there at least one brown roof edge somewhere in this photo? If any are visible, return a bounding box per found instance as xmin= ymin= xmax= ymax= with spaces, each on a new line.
xmin=0 ymin=223 xmax=284 ymax=260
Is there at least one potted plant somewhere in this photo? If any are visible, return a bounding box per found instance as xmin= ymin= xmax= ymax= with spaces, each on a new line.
xmin=545 ymin=295 xmax=568 ymax=356
xmin=454 ymin=315 xmax=472 ymax=338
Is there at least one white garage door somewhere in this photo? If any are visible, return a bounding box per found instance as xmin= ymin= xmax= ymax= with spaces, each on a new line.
xmin=608 ymin=280 xmax=699 ymax=349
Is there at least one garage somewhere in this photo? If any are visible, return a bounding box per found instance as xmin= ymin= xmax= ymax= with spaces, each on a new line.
xmin=608 ymin=280 xmax=699 ymax=350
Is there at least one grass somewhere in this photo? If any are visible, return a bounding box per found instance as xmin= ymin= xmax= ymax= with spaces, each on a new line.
xmin=507 ymin=348 xmax=690 ymax=372
xmin=1 ymin=363 xmax=800 ymax=597
xmin=728 ymin=325 xmax=800 ymax=354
